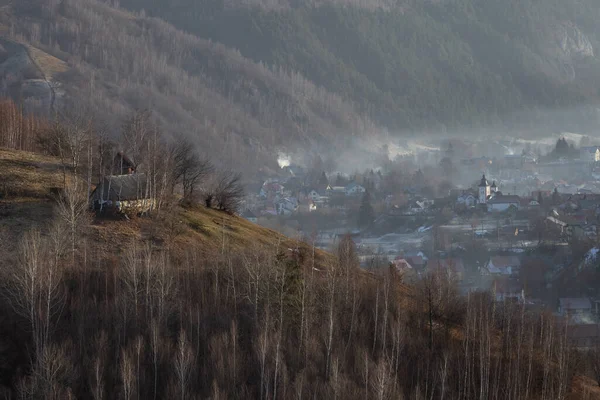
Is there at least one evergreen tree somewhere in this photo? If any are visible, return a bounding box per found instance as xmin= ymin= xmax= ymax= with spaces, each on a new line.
xmin=554 ymin=137 xmax=570 ymax=158
xmin=335 ymin=173 xmax=346 ymax=186
xmin=318 ymin=171 xmax=329 ymax=186
xmin=552 ymin=188 xmax=560 ymax=204
xmin=358 ymin=190 xmax=375 ymax=228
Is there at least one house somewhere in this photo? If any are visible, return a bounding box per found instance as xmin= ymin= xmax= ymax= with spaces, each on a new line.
xmin=559 ymin=297 xmax=592 ymax=317
xmin=345 ymin=182 xmax=366 ymax=196
xmin=327 ymin=185 xmax=346 ymax=195
xmin=580 ymin=146 xmax=600 ymax=162
xmin=308 ymin=189 xmax=321 ymax=202
xmin=113 ymin=152 xmax=136 ymax=175
xmin=298 ymin=188 xmax=321 ymax=203
xmin=92 ymin=174 xmax=154 ymax=213
xmin=520 ymin=198 xmax=540 ymax=209
xmin=275 ymin=197 xmax=298 ymax=215
xmin=486 ymin=195 xmax=520 ymax=212
xmin=457 ymin=192 xmax=477 ymax=207
xmin=409 ymin=201 xmax=426 ymax=214
xmin=241 ymin=209 xmax=258 ymax=223
xmin=297 ymin=198 xmax=317 ymax=213
xmin=484 ymin=256 xmax=521 ymax=276
xmin=260 ymin=181 xmax=284 ymax=199
xmin=426 ymin=258 xmax=465 ymax=280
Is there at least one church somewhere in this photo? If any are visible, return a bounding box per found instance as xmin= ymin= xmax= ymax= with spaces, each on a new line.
xmin=478 ymin=174 xmax=520 ymax=212
xmin=478 ymin=174 xmax=498 ymax=204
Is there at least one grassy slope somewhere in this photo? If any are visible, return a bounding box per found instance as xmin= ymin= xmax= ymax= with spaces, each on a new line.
xmin=0 ymin=148 xmax=332 ymax=267
xmin=0 ymin=148 xmax=64 ymax=233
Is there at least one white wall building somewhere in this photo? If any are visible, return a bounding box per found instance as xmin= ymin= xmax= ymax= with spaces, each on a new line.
xmin=478 ymin=174 xmax=491 ymax=204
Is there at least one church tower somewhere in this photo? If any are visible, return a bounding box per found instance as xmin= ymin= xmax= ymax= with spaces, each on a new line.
xmin=478 ymin=174 xmax=490 ymax=204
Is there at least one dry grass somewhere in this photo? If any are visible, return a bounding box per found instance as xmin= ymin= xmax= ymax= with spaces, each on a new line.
xmin=26 ymin=44 xmax=68 ymax=79
xmin=0 ymin=149 xmax=334 ymax=268
xmin=0 ymin=148 xmax=65 ymax=234
xmin=570 ymin=375 xmax=600 ymax=400
xmin=177 ymin=205 xmax=334 ymax=265
xmin=0 ymin=148 xmax=65 ymax=197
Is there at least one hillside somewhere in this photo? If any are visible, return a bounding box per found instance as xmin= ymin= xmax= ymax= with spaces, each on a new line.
xmin=114 ymin=0 xmax=600 ymax=132
xmin=0 ymin=148 xmax=332 ymax=265
xmin=0 ymin=0 xmax=373 ymax=176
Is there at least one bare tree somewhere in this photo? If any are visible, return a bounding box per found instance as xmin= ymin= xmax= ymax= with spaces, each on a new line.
xmin=170 ymin=138 xmax=213 ymax=201
xmin=324 ymin=261 xmax=338 ymax=378
xmin=371 ymin=359 xmax=389 ymax=400
xmin=121 ymin=348 xmax=136 ymax=400
xmin=5 ymin=229 xmax=45 ymax=356
xmin=90 ymin=332 xmax=108 ymax=400
xmin=207 ymin=170 xmax=244 ymax=213
xmin=121 ymin=110 xmax=151 ymax=172
xmin=173 ymin=330 xmax=194 ymax=400
xmin=150 ymin=320 xmax=161 ymax=400
xmin=55 ymin=179 xmax=90 ymax=267
xmin=122 ymin=243 xmax=143 ymax=325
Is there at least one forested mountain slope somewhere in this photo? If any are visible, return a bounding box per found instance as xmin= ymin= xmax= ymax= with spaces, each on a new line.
xmin=1 ymin=0 xmax=373 ymax=174
xmin=116 ymin=0 xmax=600 ymax=132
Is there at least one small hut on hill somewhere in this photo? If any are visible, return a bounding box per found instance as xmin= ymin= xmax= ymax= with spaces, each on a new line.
xmin=91 ymin=173 xmax=154 ymax=213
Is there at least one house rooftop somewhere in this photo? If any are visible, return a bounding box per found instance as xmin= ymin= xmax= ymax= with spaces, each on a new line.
xmin=487 ymin=195 xmax=520 ymax=204
xmin=93 ymin=174 xmax=148 ymax=201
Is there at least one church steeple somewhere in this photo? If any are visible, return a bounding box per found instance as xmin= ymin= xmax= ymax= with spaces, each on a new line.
xmin=478 ymin=174 xmax=491 ymax=204
xmin=479 ymin=174 xmax=489 ymax=187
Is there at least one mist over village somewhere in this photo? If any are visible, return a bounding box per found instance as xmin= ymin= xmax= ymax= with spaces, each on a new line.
xmin=248 ymin=134 xmax=600 ymax=320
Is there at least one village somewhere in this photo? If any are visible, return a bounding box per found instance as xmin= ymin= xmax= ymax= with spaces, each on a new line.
xmin=241 ymin=137 xmax=600 ymax=350
xmin=87 ymin=137 xmax=600 ymax=351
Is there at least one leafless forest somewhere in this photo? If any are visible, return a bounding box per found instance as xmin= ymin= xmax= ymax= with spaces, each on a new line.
xmin=0 ymin=104 xmax=596 ymax=400
xmin=3 ymin=0 xmax=375 ymax=175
